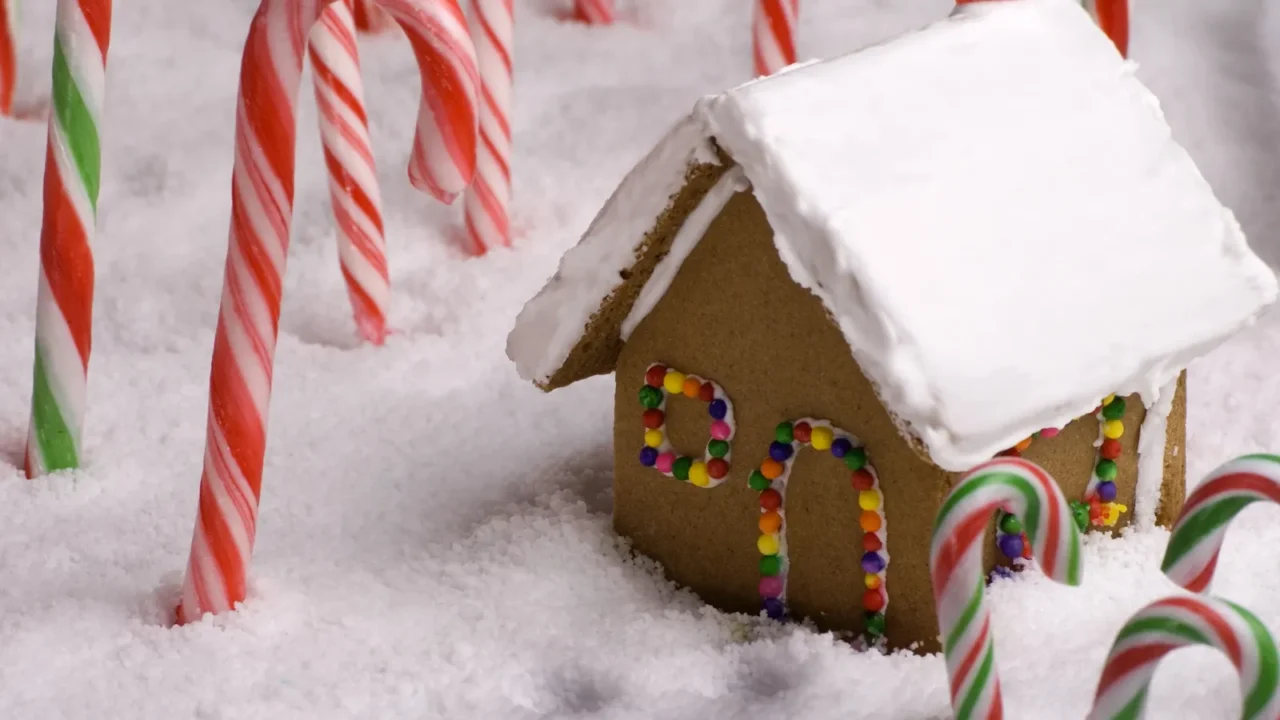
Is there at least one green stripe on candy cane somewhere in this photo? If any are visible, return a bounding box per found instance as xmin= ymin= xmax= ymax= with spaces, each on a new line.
xmin=1161 ymin=454 xmax=1280 ymax=593
xmin=29 ymin=345 xmax=80 ymax=471
xmin=50 ymin=32 xmax=101 ymax=209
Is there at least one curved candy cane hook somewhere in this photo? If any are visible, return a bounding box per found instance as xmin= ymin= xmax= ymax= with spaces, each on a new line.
xmin=931 ymin=457 xmax=1084 ymax=720
xmin=1088 ymin=595 xmax=1280 ymax=720
xmin=175 ymin=0 xmax=478 ymax=624
xmin=1162 ymin=454 xmax=1280 ymax=594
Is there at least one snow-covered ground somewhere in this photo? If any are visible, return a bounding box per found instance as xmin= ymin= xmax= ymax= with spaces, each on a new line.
xmin=2 ymin=0 xmax=1279 ymax=717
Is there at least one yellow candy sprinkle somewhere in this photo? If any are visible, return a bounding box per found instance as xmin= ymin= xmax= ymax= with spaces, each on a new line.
xmin=858 ymin=490 xmax=881 ymax=511
xmin=757 ymin=534 xmax=780 ymax=555
xmin=1103 ymin=420 xmax=1124 ymax=440
xmin=688 ymin=461 xmax=710 ymax=487
xmin=810 ymin=427 xmax=834 ymax=451
xmin=1100 ymin=503 xmax=1128 ymax=527
xmin=644 ymin=430 xmax=664 ymax=448
xmin=663 ymin=371 xmax=686 ymax=394
xmin=1103 ymin=394 xmax=1116 ymax=405
xmin=865 ymin=574 xmax=881 ymax=590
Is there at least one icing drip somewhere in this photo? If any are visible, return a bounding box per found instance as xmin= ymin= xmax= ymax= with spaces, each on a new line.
xmin=751 ymin=419 xmax=888 ymax=644
xmin=1134 ymin=378 xmax=1180 ymax=530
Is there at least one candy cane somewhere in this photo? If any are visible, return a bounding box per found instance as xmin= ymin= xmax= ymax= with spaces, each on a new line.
xmin=1084 ymin=0 xmax=1129 ymax=58
xmin=752 ymin=0 xmax=798 ymax=77
xmin=1088 ymin=595 xmax=1280 ymax=720
xmin=1162 ymin=454 xmax=1280 ymax=594
xmin=573 ymin=0 xmax=612 ymax=24
xmin=352 ymin=0 xmax=395 ymax=33
xmin=931 ymin=457 xmax=1083 ymax=720
xmin=23 ymin=0 xmax=113 ymax=479
xmin=463 ymin=0 xmax=513 ymax=254
xmin=0 ymin=0 xmax=15 ymax=116
xmin=175 ymin=0 xmax=478 ymax=623
xmin=309 ymin=0 xmax=390 ymax=343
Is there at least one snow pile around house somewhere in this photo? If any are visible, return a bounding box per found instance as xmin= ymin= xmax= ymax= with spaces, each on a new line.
xmin=3 ymin=0 xmax=1280 ymax=718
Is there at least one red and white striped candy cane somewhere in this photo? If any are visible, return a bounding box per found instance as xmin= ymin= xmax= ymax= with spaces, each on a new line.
xmin=463 ymin=0 xmax=513 ymax=254
xmin=752 ymin=0 xmax=798 ymax=77
xmin=175 ymin=0 xmax=478 ymax=624
xmin=309 ymin=0 xmax=390 ymax=343
xmin=0 ymin=0 xmax=15 ymax=116
xmin=353 ymin=0 xmax=395 ymax=33
xmin=573 ymin=0 xmax=612 ymax=24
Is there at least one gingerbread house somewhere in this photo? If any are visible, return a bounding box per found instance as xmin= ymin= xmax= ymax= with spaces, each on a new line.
xmin=506 ymin=0 xmax=1278 ymax=651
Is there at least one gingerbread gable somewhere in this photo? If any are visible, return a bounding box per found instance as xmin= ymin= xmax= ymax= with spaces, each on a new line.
xmin=508 ymin=0 xmax=1277 ymax=472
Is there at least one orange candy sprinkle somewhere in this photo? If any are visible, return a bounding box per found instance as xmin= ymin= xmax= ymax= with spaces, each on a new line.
xmin=761 ymin=459 xmax=784 ymax=480
xmin=1015 ymin=437 xmax=1033 ymax=452
xmin=681 ymin=378 xmax=701 ymax=398
xmin=865 ymin=574 xmax=881 ymax=590
xmin=860 ymin=511 xmax=882 ymax=533
xmin=759 ymin=511 xmax=782 ymax=534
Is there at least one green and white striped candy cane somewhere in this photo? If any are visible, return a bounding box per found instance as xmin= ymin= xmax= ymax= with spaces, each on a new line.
xmin=24 ymin=0 xmax=112 ymax=477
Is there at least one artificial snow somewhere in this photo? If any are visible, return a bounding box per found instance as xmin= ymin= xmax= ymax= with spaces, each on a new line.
xmin=4 ymin=0 xmax=1280 ymax=718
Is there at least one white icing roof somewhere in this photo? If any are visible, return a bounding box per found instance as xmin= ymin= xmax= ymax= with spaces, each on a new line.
xmin=507 ymin=0 xmax=1278 ymax=471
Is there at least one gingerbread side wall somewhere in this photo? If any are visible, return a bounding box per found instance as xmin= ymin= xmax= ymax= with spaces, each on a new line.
xmin=614 ymin=187 xmax=953 ymax=652
xmin=1155 ymin=372 xmax=1188 ymax=527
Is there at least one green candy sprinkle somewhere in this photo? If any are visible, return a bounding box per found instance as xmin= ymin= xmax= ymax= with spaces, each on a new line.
xmin=864 ymin=612 xmax=886 ymax=636
xmin=639 ymin=386 xmax=663 ymax=409
xmin=844 ymin=447 xmax=867 ymax=471
xmin=775 ymin=422 xmax=794 ymax=444
xmin=748 ymin=470 xmax=771 ymax=491
xmin=672 ymin=457 xmax=693 ymax=481
xmin=998 ymin=513 xmax=1022 ymax=535
xmin=1069 ymin=500 xmax=1091 ymax=532
xmin=707 ymin=439 xmax=730 ymax=458
xmin=1102 ymin=397 xmax=1126 ymax=420
xmin=760 ymin=556 xmax=782 ymax=576
xmin=1096 ymin=459 xmax=1118 ymax=481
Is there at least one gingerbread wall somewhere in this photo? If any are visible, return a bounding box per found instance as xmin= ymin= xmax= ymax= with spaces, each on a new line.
xmin=1014 ymin=375 xmax=1185 ymax=534
xmin=614 ymin=187 xmax=956 ymax=651
xmin=611 ymin=175 xmax=1188 ymax=653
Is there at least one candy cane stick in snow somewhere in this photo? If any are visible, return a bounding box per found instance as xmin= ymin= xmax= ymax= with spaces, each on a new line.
xmin=309 ymin=0 xmax=391 ymax=343
xmin=0 ymin=0 xmax=15 ymax=116
xmin=175 ymin=0 xmax=478 ymax=623
xmin=752 ymin=0 xmax=798 ymax=77
xmin=1084 ymin=0 xmax=1129 ymax=57
xmin=24 ymin=0 xmax=113 ymax=478
xmin=931 ymin=457 xmax=1083 ymax=720
xmin=1162 ymin=454 xmax=1280 ymax=594
xmin=463 ymin=0 xmax=513 ymax=254
xmin=573 ymin=0 xmax=612 ymax=24
xmin=1087 ymin=595 xmax=1280 ymax=720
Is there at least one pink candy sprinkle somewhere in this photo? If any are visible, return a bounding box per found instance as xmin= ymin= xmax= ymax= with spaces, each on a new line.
xmin=710 ymin=420 xmax=732 ymax=440
xmin=655 ymin=453 xmax=675 ymax=473
xmin=1040 ymin=427 xmax=1060 ymax=438
xmin=759 ymin=576 xmax=784 ymax=598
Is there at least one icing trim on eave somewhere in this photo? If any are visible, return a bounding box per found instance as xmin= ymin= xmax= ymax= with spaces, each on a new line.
xmin=620 ymin=167 xmax=750 ymax=340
